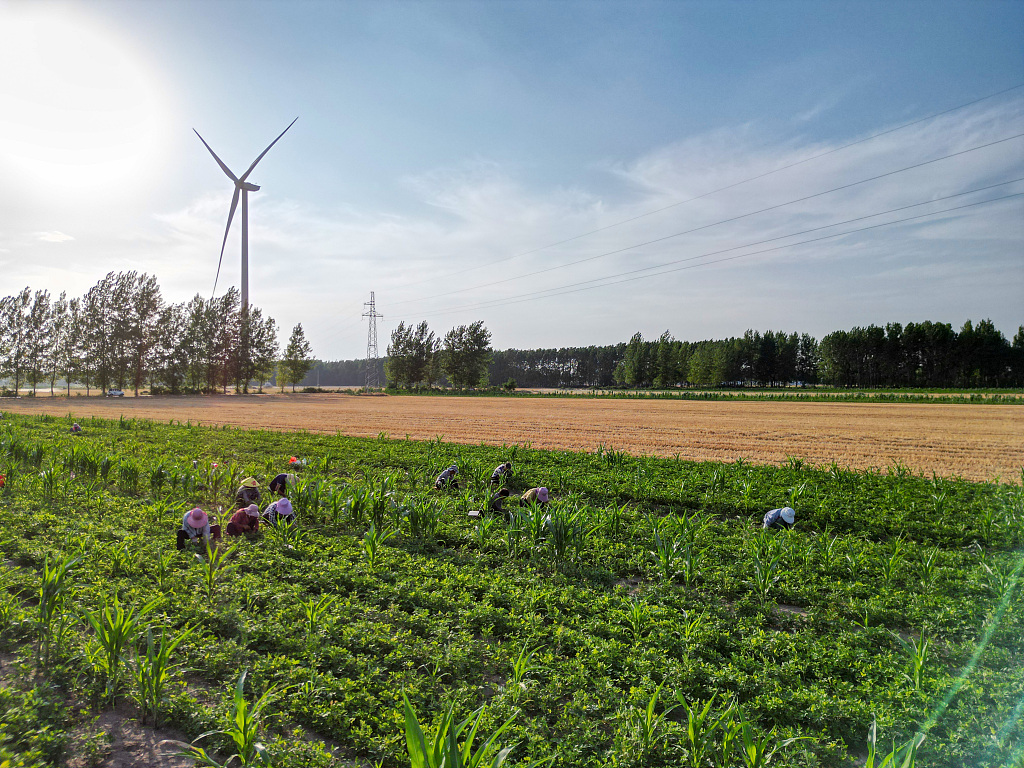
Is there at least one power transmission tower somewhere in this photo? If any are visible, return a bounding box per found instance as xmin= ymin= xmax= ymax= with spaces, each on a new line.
xmin=363 ymin=292 xmax=383 ymax=390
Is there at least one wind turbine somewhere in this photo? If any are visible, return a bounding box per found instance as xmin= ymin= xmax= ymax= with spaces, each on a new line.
xmin=193 ymin=117 xmax=298 ymax=313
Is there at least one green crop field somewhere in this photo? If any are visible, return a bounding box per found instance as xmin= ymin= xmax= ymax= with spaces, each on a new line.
xmin=0 ymin=411 xmax=1020 ymax=767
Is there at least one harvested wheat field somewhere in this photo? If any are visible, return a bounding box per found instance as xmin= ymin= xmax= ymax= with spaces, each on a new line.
xmin=2 ymin=394 xmax=1022 ymax=482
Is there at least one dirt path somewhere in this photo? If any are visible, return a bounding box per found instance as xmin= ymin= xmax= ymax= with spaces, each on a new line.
xmin=2 ymin=394 xmax=1021 ymax=482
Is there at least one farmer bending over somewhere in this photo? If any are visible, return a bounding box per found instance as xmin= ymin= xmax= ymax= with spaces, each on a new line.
xmin=435 ymin=465 xmax=460 ymax=490
xmin=177 ymin=507 xmax=221 ymax=550
xmin=69 ymin=422 xmax=82 ymax=434
xmin=763 ymin=506 xmax=796 ymax=530
xmin=490 ymin=462 xmax=513 ymax=486
xmin=268 ymin=473 xmax=296 ymax=498
xmin=263 ymin=497 xmax=295 ymax=526
xmin=489 ymin=488 xmax=511 ymax=514
xmin=226 ymin=504 xmax=260 ymax=536
xmin=234 ymin=477 xmax=261 ymax=509
xmin=520 ymin=487 xmax=550 ymax=508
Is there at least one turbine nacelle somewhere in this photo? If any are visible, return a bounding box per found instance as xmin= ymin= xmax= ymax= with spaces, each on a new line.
xmin=238 ymin=181 xmax=260 ymax=192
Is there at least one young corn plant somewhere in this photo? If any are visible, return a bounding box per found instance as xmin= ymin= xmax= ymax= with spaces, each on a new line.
xmin=474 ymin=515 xmax=497 ymax=550
xmin=194 ymin=541 xmax=240 ymax=602
xmin=36 ymin=553 xmax=78 ymax=667
xmin=163 ymin=669 xmax=290 ymax=767
xmin=734 ymin=705 xmax=811 ymax=767
xmin=751 ymin=534 xmax=784 ymax=603
xmin=82 ymin=595 xmax=161 ymax=703
xmin=301 ymin=594 xmax=337 ymax=651
xmin=618 ymin=684 xmax=679 ymax=764
xmin=401 ymin=691 xmax=552 ymax=768
xmin=881 ymin=537 xmax=905 ymax=587
xmin=406 ymin=498 xmax=441 ymax=541
xmin=362 ymin=523 xmax=396 ymax=571
xmin=131 ymin=625 xmax=194 ymax=727
xmin=620 ymin=599 xmax=651 ymax=645
xmin=916 ymin=547 xmax=940 ymax=592
xmin=865 ymin=717 xmax=925 ymax=767
xmin=892 ymin=630 xmax=930 ymax=691
xmin=674 ymin=692 xmax=727 ymax=768
xmin=507 ymin=643 xmax=544 ymax=704
xmin=650 ymin=527 xmax=682 ymax=583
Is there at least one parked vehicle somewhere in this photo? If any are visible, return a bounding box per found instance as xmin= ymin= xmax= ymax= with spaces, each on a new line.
xmin=106 ymin=389 xmax=125 ymax=397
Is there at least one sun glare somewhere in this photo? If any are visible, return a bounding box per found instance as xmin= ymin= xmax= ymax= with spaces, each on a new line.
xmin=0 ymin=4 xmax=171 ymax=197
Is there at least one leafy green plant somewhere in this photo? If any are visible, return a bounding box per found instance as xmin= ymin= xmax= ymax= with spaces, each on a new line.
xmin=892 ymin=630 xmax=930 ymax=691
xmin=674 ymin=692 xmax=726 ymax=768
xmin=82 ymin=595 xmax=161 ymax=702
xmin=163 ymin=669 xmax=289 ymax=767
xmin=507 ymin=643 xmax=543 ymax=703
xmin=36 ymin=553 xmax=78 ymax=667
xmin=864 ymin=717 xmax=925 ymax=767
xmin=301 ymin=594 xmax=336 ymax=651
xmin=401 ymin=692 xmax=551 ymax=768
xmin=362 ymin=523 xmax=396 ymax=571
xmin=735 ymin=704 xmax=810 ymax=767
xmin=131 ymin=624 xmax=194 ymax=727
xmin=195 ymin=541 xmax=240 ymax=601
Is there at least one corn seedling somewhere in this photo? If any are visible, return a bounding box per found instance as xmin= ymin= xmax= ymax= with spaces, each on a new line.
xmin=735 ymin=704 xmax=811 ymax=767
xmin=301 ymin=594 xmax=336 ymax=650
xmin=882 ymin=537 xmax=904 ymax=587
xmin=131 ymin=624 xmax=194 ymax=727
xmin=621 ymin=684 xmax=679 ymax=762
xmin=751 ymin=534 xmax=784 ymax=603
xmin=401 ymin=691 xmax=550 ymax=768
xmin=474 ymin=515 xmax=497 ymax=549
xmin=865 ymin=717 xmax=925 ymax=767
xmin=675 ymin=692 xmax=726 ymax=768
xmin=82 ymin=595 xmax=161 ymax=702
xmin=892 ymin=630 xmax=930 ymax=691
xmin=507 ymin=643 xmax=543 ymax=703
xmin=37 ymin=553 xmax=78 ymax=667
xmin=916 ymin=547 xmax=939 ymax=592
xmin=406 ymin=498 xmax=441 ymax=540
xmin=362 ymin=523 xmax=396 ymax=571
xmin=163 ymin=669 xmax=290 ymax=767
xmin=194 ymin=541 xmax=240 ymax=601
xmin=620 ymin=599 xmax=651 ymax=644
xmin=650 ymin=528 xmax=682 ymax=582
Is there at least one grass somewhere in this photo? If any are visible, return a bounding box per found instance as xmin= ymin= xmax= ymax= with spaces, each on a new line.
xmin=0 ymin=410 xmax=1020 ymax=767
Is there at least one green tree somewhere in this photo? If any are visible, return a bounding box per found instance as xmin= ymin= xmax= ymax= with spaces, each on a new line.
xmin=440 ymin=321 xmax=492 ymax=388
xmin=282 ymin=323 xmax=313 ymax=392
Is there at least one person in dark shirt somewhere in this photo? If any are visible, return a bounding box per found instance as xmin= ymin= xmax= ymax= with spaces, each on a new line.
xmin=234 ymin=477 xmax=261 ymax=509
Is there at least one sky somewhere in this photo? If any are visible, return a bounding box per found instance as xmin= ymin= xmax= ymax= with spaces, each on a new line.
xmin=1 ymin=0 xmax=1022 ymax=360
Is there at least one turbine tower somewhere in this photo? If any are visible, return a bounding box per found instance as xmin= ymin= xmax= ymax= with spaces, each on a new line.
xmin=194 ymin=117 xmax=298 ymax=312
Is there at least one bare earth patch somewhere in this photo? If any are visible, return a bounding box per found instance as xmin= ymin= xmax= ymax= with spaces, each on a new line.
xmin=2 ymin=394 xmax=1021 ymax=482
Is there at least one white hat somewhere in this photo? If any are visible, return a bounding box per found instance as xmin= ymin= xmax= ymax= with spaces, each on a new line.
xmin=780 ymin=507 xmax=796 ymax=525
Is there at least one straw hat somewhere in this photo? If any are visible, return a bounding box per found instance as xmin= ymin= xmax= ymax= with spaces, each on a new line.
xmin=240 ymin=477 xmax=259 ymax=488
xmin=187 ymin=508 xmax=208 ymax=527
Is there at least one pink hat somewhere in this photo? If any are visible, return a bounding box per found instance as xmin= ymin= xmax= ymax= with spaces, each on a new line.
xmin=277 ymin=498 xmax=294 ymax=516
xmin=245 ymin=504 xmax=260 ymax=517
xmin=537 ymin=487 xmax=549 ymax=503
xmin=187 ymin=508 xmax=208 ymax=527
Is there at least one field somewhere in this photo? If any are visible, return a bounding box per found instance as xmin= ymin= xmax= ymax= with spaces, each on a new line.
xmin=0 ymin=409 xmax=1021 ymax=767
xmin=0 ymin=393 xmax=1022 ymax=483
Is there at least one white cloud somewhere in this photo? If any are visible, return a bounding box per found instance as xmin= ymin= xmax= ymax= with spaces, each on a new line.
xmin=34 ymin=231 xmax=74 ymax=243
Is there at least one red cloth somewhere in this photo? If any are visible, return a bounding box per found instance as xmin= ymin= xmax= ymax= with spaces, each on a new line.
xmin=227 ymin=508 xmax=259 ymax=534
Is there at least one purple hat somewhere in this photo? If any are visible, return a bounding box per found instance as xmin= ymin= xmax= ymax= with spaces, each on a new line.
xmin=277 ymin=498 xmax=294 ymax=516
xmin=537 ymin=487 xmax=550 ymax=503
xmin=245 ymin=504 xmax=260 ymax=517
xmin=187 ymin=508 xmax=208 ymax=527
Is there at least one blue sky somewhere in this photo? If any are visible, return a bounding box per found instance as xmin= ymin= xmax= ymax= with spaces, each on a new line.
xmin=1 ymin=0 xmax=1021 ymax=359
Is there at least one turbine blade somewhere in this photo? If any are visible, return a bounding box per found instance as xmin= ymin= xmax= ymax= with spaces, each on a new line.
xmin=213 ymin=187 xmax=240 ymax=297
xmin=239 ymin=117 xmax=298 ymax=181
xmin=194 ymin=128 xmax=239 ymax=182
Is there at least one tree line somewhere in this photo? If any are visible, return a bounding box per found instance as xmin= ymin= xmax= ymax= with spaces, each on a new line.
xmin=0 ymin=272 xmax=315 ymax=396
xmin=312 ymin=318 xmax=1023 ymax=390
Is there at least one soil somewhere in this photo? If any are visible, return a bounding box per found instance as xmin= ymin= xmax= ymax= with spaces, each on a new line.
xmin=1 ymin=393 xmax=1021 ymax=482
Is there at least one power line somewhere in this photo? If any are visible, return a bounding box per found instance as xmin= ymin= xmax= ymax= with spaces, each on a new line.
xmin=394 ymin=131 xmax=1024 ymax=310
xmin=416 ymin=191 xmax=1023 ymax=318
xmin=390 ymin=82 xmax=1024 ymax=295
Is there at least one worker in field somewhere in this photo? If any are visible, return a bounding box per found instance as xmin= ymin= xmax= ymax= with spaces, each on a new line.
xmin=263 ymin=497 xmax=296 ymax=526
xmin=763 ymin=506 xmax=796 ymax=530
xmin=490 ymin=462 xmax=513 ymax=487
xmin=435 ymin=465 xmax=460 ymax=490
xmin=177 ymin=507 xmax=221 ymax=550
xmin=520 ymin=487 xmax=550 ymax=508
xmin=268 ymin=472 xmax=296 ymax=498
xmin=489 ymin=487 xmax=511 ymax=515
xmin=69 ymin=422 xmax=82 ymax=434
xmin=234 ymin=477 xmax=261 ymax=509
xmin=226 ymin=504 xmax=261 ymax=536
